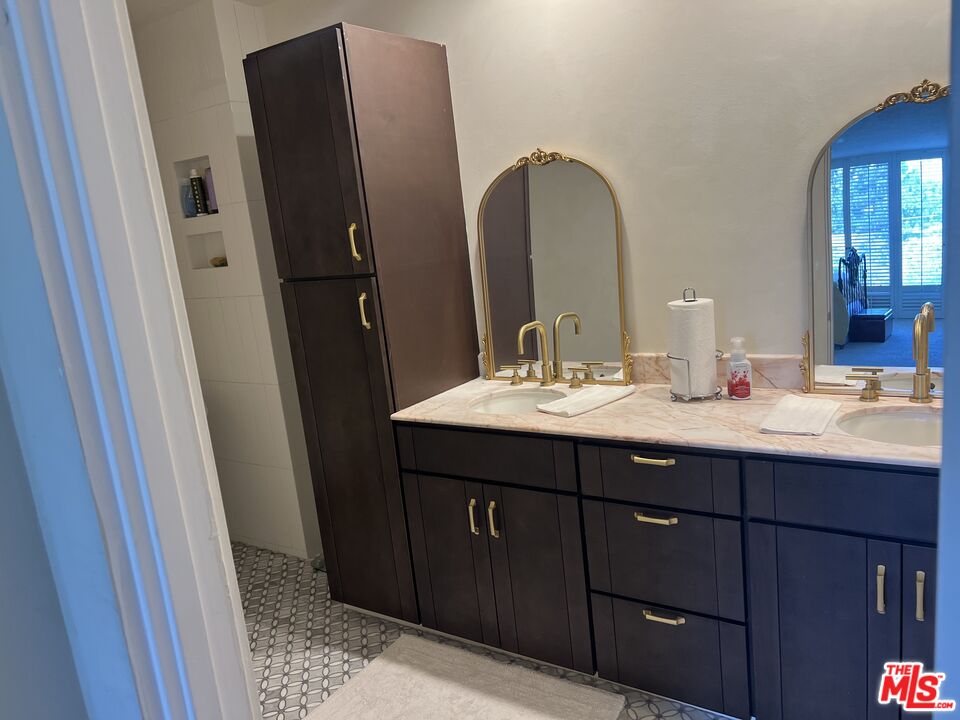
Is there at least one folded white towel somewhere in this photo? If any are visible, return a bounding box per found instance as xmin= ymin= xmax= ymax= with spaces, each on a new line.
xmin=538 ymin=385 xmax=636 ymax=418
xmin=760 ymin=395 xmax=841 ymax=436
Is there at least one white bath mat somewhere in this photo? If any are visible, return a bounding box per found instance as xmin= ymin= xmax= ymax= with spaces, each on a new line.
xmin=306 ymin=634 xmax=625 ymax=720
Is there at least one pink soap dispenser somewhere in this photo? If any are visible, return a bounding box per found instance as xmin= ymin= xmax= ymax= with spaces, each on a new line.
xmin=726 ymin=337 xmax=752 ymax=399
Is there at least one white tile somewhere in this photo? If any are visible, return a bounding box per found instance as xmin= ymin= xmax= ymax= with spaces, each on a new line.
xmin=263 ymin=290 xmax=296 ymax=387
xmin=233 ymin=102 xmax=265 ymax=203
xmin=215 ymin=203 xmax=264 ymax=297
xmin=184 ymin=298 xmax=217 ymax=380
xmin=246 ymin=199 xmax=277 ymax=290
xmin=263 ymin=384 xmax=292 ymax=469
xmin=217 ymin=459 xmax=306 ymax=556
xmin=249 ymin=296 xmax=278 ymax=384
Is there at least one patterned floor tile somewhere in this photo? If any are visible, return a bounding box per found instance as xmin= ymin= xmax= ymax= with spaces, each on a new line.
xmin=232 ymin=542 xmax=730 ymax=720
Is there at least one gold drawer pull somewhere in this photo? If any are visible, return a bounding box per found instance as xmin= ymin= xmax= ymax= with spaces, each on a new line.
xmin=643 ymin=609 xmax=686 ymax=626
xmin=487 ymin=500 xmax=500 ymax=539
xmin=634 ymin=511 xmax=679 ymax=526
xmin=348 ymin=222 xmax=362 ymax=261
xmin=876 ymin=565 xmax=886 ymax=615
xmin=467 ymin=498 xmax=480 ymax=536
xmin=358 ymin=292 xmax=372 ymax=330
xmin=631 ymin=454 xmax=676 ymax=467
xmin=916 ymin=571 xmax=926 ymax=622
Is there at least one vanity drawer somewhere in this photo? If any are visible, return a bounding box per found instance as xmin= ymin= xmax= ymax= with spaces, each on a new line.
xmin=593 ymin=594 xmax=749 ymax=719
xmin=584 ymin=499 xmax=743 ymax=621
xmin=580 ymin=444 xmax=740 ymax=514
xmin=745 ymin=460 xmax=938 ymax=543
xmin=398 ymin=425 xmax=576 ymax=492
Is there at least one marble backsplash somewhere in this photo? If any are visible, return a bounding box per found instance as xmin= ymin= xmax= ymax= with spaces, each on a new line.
xmin=631 ymin=353 xmax=805 ymax=390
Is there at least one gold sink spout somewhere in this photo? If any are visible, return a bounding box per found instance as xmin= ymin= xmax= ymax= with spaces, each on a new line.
xmin=517 ymin=321 xmax=555 ymax=386
xmin=553 ymin=312 xmax=581 ymax=382
xmin=911 ymin=302 xmax=935 ymax=404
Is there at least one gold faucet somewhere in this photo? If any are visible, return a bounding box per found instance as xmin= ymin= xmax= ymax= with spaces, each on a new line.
xmin=911 ymin=302 xmax=936 ymax=404
xmin=517 ymin=321 xmax=555 ymax=386
xmin=552 ymin=312 xmax=581 ymax=381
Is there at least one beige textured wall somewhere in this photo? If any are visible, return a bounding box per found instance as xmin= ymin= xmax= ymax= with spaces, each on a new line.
xmin=254 ymin=0 xmax=949 ymax=353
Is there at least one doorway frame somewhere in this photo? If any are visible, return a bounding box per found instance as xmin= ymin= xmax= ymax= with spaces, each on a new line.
xmin=0 ymin=1 xmax=258 ymax=717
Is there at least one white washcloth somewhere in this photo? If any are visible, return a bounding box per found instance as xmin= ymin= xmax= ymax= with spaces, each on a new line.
xmin=538 ymin=385 xmax=636 ymax=418
xmin=760 ymin=395 xmax=841 ymax=436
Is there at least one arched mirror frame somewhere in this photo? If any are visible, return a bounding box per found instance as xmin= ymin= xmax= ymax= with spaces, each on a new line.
xmin=477 ymin=149 xmax=632 ymax=385
xmin=802 ymin=79 xmax=951 ymax=393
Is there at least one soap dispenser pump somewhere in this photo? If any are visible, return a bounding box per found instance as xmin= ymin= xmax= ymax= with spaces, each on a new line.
xmin=727 ymin=337 xmax=752 ymax=400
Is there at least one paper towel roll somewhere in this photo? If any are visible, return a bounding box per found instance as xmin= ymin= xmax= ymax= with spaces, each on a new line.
xmin=667 ymin=296 xmax=718 ymax=398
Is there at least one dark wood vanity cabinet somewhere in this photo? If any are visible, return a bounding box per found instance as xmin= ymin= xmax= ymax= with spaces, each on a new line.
xmin=394 ymin=424 xmax=939 ymax=720
xmin=747 ymin=460 xmax=939 ymax=720
xmin=398 ymin=426 xmax=592 ymax=673
xmin=245 ymin=25 xmax=477 ymax=622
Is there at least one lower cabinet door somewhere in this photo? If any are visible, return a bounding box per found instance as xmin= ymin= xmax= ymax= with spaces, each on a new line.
xmin=777 ymin=527 xmax=869 ymax=720
xmin=403 ymin=474 xmax=498 ymax=646
xmin=901 ymin=544 xmax=938 ymax=720
xmin=592 ymin=594 xmax=749 ymax=719
xmin=284 ymin=278 xmax=413 ymax=619
xmin=484 ymin=485 xmax=592 ymax=673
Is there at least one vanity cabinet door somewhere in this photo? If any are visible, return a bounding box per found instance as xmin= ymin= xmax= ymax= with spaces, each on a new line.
xmin=751 ymin=525 xmax=907 ymax=720
xmin=902 ymin=544 xmax=937 ymax=720
xmin=402 ymin=475 xmax=498 ymax=647
xmin=245 ymin=27 xmax=371 ymax=279
xmin=283 ymin=279 xmax=414 ymax=620
xmin=484 ymin=485 xmax=592 ymax=674
xmin=777 ymin=527 xmax=868 ymax=720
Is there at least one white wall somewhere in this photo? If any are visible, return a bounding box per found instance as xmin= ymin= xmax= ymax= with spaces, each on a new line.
xmin=131 ymin=0 xmax=321 ymax=558
xmin=255 ymin=0 xmax=949 ymax=353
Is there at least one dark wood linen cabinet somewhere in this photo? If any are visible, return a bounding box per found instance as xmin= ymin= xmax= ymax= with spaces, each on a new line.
xmin=244 ymin=24 xmax=478 ymax=622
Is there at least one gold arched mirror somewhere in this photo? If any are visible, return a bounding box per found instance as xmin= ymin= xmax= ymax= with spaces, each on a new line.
xmin=478 ymin=149 xmax=630 ymax=386
xmin=804 ymin=80 xmax=949 ymax=399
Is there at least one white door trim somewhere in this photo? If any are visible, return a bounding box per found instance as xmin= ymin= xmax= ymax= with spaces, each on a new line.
xmin=0 ymin=1 xmax=258 ymax=717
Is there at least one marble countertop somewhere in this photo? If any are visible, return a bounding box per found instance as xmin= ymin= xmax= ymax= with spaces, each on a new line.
xmin=392 ymin=379 xmax=942 ymax=469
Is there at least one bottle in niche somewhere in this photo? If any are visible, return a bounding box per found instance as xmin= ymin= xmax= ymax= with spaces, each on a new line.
xmin=189 ymin=168 xmax=209 ymax=216
xmin=726 ymin=337 xmax=752 ymax=400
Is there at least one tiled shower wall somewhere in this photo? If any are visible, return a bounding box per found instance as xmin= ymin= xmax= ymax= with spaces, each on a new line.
xmin=131 ymin=0 xmax=320 ymax=558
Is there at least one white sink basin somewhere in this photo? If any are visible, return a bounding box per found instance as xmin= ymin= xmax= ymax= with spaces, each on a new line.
xmin=836 ymin=407 xmax=942 ymax=447
xmin=469 ymin=388 xmax=565 ymax=414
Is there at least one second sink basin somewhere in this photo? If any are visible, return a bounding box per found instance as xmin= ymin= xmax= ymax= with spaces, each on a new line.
xmin=836 ymin=407 xmax=942 ymax=447
xmin=469 ymin=388 xmax=566 ymax=414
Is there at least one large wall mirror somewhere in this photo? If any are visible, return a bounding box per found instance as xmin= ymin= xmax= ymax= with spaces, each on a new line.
xmin=806 ymin=80 xmax=949 ymax=398
xmin=478 ymin=149 xmax=630 ymax=385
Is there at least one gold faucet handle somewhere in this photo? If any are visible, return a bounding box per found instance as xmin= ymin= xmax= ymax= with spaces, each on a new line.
xmin=851 ymin=366 xmax=883 ymax=375
xmin=582 ymin=361 xmax=603 ymax=380
xmin=499 ymin=364 xmax=523 ymax=386
xmin=846 ymin=373 xmax=882 ymax=401
xmin=568 ymin=367 xmax=587 ymax=389
xmin=518 ymin=358 xmax=538 ymax=378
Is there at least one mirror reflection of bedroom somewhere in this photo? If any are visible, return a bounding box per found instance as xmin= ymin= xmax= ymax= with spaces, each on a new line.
xmin=827 ymin=98 xmax=947 ymax=369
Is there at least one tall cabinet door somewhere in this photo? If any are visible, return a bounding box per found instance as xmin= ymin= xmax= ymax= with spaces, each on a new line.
xmin=777 ymin=527 xmax=869 ymax=720
xmin=484 ymin=485 xmax=592 ymax=673
xmin=402 ymin=475 xmax=498 ymax=646
xmin=245 ymin=28 xmax=371 ymax=279
xmin=283 ymin=278 xmax=409 ymax=619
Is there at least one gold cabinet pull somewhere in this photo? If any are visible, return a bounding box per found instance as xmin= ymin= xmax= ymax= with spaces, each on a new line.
xmin=630 ymin=454 xmax=676 ymax=467
xmin=487 ymin=500 xmax=500 ymax=539
xmin=916 ymin=571 xmax=926 ymax=622
xmin=348 ymin=222 xmax=362 ymax=262
xmin=876 ymin=565 xmax=886 ymax=615
xmin=643 ymin=609 xmax=685 ymax=626
xmin=634 ymin=511 xmax=679 ymax=526
xmin=358 ymin=292 xmax=372 ymax=330
xmin=467 ymin=498 xmax=480 ymax=536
